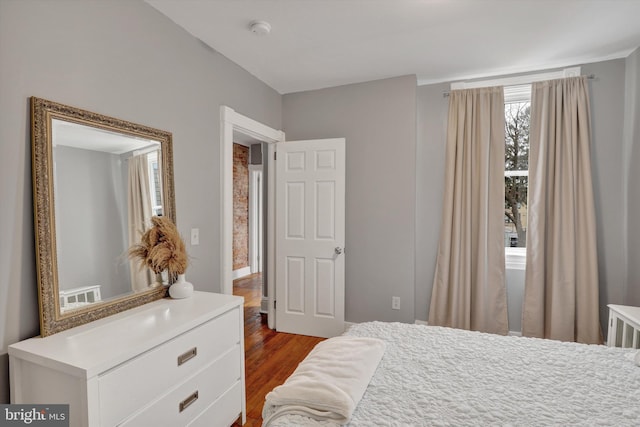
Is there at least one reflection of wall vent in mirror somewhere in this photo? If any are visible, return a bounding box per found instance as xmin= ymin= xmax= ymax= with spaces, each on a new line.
xmin=31 ymin=97 xmax=175 ymax=336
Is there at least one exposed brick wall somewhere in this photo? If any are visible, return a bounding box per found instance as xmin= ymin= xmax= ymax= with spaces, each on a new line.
xmin=233 ymin=144 xmax=250 ymax=270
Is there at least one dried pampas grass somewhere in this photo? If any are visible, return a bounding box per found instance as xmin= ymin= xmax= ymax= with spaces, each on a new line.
xmin=129 ymin=216 xmax=188 ymax=277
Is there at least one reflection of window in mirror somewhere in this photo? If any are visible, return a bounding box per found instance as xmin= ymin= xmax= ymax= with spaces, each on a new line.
xmin=147 ymin=150 xmax=163 ymax=216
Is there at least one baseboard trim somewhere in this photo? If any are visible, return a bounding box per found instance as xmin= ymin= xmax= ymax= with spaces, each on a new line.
xmin=414 ymin=320 xmax=429 ymax=326
xmin=232 ymin=267 xmax=252 ymax=280
xmin=260 ymin=297 xmax=269 ymax=314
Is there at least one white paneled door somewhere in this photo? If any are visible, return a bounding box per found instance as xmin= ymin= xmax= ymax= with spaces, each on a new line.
xmin=275 ymin=138 xmax=345 ymax=338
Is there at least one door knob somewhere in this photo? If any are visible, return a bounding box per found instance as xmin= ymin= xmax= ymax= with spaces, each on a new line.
xmin=335 ymin=247 xmax=343 ymax=255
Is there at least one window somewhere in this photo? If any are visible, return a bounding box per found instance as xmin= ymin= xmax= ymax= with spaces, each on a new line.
xmin=450 ymin=67 xmax=580 ymax=269
xmin=504 ymin=85 xmax=530 ymax=252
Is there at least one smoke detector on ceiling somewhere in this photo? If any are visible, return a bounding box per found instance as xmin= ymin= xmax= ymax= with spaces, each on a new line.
xmin=249 ymin=20 xmax=271 ymax=36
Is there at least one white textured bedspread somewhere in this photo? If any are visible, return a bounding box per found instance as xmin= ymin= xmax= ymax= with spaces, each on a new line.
xmin=264 ymin=321 xmax=640 ymax=426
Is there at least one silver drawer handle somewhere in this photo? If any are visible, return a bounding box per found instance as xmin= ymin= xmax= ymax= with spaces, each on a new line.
xmin=177 ymin=347 xmax=197 ymax=366
xmin=179 ymin=390 xmax=199 ymax=413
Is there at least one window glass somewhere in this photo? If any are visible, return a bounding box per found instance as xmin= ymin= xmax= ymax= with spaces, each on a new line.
xmin=147 ymin=151 xmax=163 ymax=216
xmin=504 ymin=100 xmax=530 ymax=248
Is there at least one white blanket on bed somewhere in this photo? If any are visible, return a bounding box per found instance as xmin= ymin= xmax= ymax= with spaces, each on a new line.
xmin=262 ymin=336 xmax=386 ymax=426
xmin=267 ymin=322 xmax=640 ymax=426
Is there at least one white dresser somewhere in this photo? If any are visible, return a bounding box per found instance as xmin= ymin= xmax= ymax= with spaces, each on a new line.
xmin=9 ymin=291 xmax=245 ymax=427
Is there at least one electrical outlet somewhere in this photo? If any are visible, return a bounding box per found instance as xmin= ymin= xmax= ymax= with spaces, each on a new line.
xmin=392 ymin=296 xmax=400 ymax=310
xmin=190 ymin=228 xmax=199 ymax=246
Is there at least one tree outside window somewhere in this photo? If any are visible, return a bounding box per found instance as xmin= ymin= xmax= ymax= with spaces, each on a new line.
xmin=504 ymin=101 xmax=530 ymax=248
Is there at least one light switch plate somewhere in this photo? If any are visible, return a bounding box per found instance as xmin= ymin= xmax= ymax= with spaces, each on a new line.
xmin=190 ymin=228 xmax=199 ymax=246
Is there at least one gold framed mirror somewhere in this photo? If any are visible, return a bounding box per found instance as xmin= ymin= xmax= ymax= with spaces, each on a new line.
xmin=31 ymin=97 xmax=176 ymax=336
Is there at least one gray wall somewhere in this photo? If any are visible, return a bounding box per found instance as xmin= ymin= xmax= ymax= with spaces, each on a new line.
xmin=415 ymin=59 xmax=629 ymax=336
xmin=505 ymin=269 xmax=526 ymax=333
xmin=415 ymin=82 xmax=448 ymax=322
xmin=583 ymin=60 xmax=628 ymax=330
xmin=626 ymin=47 xmax=640 ymax=306
xmin=0 ymin=0 xmax=281 ymax=403
xmin=250 ymin=143 xmax=263 ymax=165
xmin=283 ymin=76 xmax=417 ymax=324
xmin=55 ymin=146 xmax=129 ymax=300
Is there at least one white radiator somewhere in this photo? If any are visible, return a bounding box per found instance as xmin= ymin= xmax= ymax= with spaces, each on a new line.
xmin=607 ymin=304 xmax=640 ymax=348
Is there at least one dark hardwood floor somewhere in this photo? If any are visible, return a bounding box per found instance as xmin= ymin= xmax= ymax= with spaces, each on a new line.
xmin=232 ymin=273 xmax=325 ymax=426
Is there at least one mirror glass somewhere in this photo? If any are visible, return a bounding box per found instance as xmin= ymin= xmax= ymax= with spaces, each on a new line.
xmin=31 ymin=97 xmax=175 ymax=336
xmin=52 ymin=119 xmax=164 ymax=312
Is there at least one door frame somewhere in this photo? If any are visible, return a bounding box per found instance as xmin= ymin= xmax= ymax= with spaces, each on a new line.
xmin=220 ymin=106 xmax=285 ymax=329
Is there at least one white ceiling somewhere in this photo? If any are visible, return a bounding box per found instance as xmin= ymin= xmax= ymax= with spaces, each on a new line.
xmin=146 ymin=0 xmax=640 ymax=94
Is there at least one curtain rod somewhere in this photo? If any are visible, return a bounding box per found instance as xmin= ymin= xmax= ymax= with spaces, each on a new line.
xmin=442 ymin=74 xmax=596 ymax=97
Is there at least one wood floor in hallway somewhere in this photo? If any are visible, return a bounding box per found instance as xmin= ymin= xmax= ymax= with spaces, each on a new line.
xmin=232 ymin=273 xmax=325 ymax=426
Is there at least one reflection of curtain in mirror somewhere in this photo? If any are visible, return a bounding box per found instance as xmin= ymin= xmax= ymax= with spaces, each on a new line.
xmin=128 ymin=154 xmax=153 ymax=291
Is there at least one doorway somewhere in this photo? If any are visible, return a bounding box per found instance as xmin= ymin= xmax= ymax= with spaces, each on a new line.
xmin=231 ymin=142 xmax=263 ymax=281
xmin=231 ymin=140 xmax=265 ymax=318
xmin=220 ymin=106 xmax=284 ymax=329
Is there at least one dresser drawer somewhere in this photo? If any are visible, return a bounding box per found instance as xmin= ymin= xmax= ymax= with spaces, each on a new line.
xmin=119 ymin=345 xmax=241 ymax=427
xmin=188 ymin=381 xmax=242 ymax=427
xmin=99 ymin=307 xmax=240 ymax=426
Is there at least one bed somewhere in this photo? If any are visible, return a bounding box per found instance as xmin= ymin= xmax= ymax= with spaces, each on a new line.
xmin=263 ymin=321 xmax=640 ymax=426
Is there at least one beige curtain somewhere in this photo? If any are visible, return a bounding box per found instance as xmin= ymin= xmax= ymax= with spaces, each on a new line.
xmin=128 ymin=154 xmax=153 ymax=291
xmin=429 ymin=86 xmax=508 ymax=335
xmin=522 ymin=76 xmax=601 ymax=344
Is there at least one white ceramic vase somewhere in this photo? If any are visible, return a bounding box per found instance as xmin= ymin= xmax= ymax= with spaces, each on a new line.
xmin=169 ymin=273 xmax=194 ymax=299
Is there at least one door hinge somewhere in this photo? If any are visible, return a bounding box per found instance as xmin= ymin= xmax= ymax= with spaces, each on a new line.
xmin=274 ymin=151 xmax=277 ymax=160
xmin=274 ymin=300 xmax=277 ymax=309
